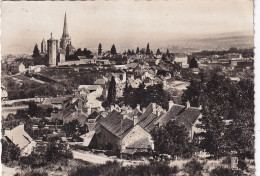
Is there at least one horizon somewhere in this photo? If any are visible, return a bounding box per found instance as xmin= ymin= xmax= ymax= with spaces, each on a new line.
xmin=1 ymin=0 xmax=254 ymax=55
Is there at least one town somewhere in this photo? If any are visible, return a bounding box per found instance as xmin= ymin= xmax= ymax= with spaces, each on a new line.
xmin=1 ymin=12 xmax=255 ymax=176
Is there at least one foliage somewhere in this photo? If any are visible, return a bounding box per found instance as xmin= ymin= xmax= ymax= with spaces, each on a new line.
xmin=146 ymin=43 xmax=150 ymax=55
xmin=189 ymin=57 xmax=198 ymax=68
xmin=184 ymin=159 xmax=204 ymax=176
xmin=106 ymin=76 xmax=117 ymax=105
xmin=98 ymin=43 xmax=102 ymax=55
xmin=62 ymin=119 xmax=87 ymax=139
xmin=136 ymin=47 xmax=139 ymax=54
xmin=124 ymin=83 xmax=170 ymax=109
xmin=111 ymin=44 xmax=117 ymax=55
xmin=70 ymin=161 xmax=177 ymax=176
xmin=33 ymin=44 xmax=40 ymax=58
xmin=209 ymin=166 xmax=244 ymax=176
xmin=193 ymin=47 xmax=254 ymax=58
xmin=183 ymin=72 xmax=254 ymax=159
xmin=151 ymin=120 xmax=194 ymax=158
xmin=156 ymin=48 xmax=161 ymax=55
xmin=1 ymin=139 xmax=21 ymax=165
xmin=181 ymin=79 xmax=202 ymax=107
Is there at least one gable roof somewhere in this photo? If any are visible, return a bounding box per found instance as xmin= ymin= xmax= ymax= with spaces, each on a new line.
xmin=99 ymin=110 xmax=134 ymax=139
xmin=157 ymin=104 xmax=201 ymax=130
xmin=137 ymin=103 xmax=164 ymax=132
xmin=5 ymin=125 xmax=33 ymax=149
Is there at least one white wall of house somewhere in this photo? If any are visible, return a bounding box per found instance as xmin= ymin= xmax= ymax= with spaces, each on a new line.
xmin=121 ymin=125 xmax=154 ymax=150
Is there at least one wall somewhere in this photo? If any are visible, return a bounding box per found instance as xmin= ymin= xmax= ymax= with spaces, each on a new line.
xmin=122 ymin=125 xmax=154 ymax=150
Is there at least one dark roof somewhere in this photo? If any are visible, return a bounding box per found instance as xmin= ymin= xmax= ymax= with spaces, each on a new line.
xmin=137 ymin=103 xmax=164 ymax=132
xmin=88 ymin=111 xmax=99 ymax=120
xmin=99 ymin=110 xmax=134 ymax=139
xmin=157 ymin=104 xmax=201 ymax=130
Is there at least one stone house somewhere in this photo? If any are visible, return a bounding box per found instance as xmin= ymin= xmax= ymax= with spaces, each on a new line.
xmin=95 ymin=110 xmax=154 ymax=155
xmin=4 ymin=124 xmax=36 ymax=156
xmin=9 ymin=62 xmax=26 ymax=74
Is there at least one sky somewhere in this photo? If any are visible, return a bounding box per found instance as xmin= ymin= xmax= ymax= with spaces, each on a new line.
xmin=1 ymin=0 xmax=254 ymax=55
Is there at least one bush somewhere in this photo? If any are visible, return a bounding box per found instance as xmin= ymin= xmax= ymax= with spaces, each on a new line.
xmin=70 ymin=161 xmax=178 ymax=176
xmin=184 ymin=159 xmax=204 ymax=176
xmin=210 ymin=167 xmax=244 ymax=176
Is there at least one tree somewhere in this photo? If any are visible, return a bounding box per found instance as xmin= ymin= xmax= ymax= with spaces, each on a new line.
xmin=188 ymin=73 xmax=255 ymax=159
xmin=111 ymin=44 xmax=117 ymax=55
xmin=75 ymin=48 xmax=83 ymax=56
xmin=189 ymin=57 xmax=198 ymax=68
xmin=1 ymin=139 xmax=21 ymax=164
xmin=107 ymin=76 xmax=116 ymax=105
xmin=156 ymin=48 xmax=161 ymax=55
xmin=33 ymin=44 xmax=40 ymax=58
xmin=98 ymin=43 xmax=102 ymax=55
xmin=83 ymin=48 xmax=88 ymax=55
xmin=151 ymin=120 xmax=193 ymax=158
xmin=181 ymin=79 xmax=202 ymax=107
xmin=146 ymin=43 xmax=150 ymax=55
xmin=136 ymin=47 xmax=140 ymax=54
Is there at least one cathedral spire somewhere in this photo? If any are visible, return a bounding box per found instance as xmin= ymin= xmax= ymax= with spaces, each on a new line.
xmin=62 ymin=12 xmax=69 ymax=38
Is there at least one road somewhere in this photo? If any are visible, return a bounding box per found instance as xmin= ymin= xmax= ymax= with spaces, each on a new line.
xmin=72 ymin=150 xmax=149 ymax=166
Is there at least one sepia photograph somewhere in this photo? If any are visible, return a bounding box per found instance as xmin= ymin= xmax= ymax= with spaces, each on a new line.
xmin=1 ymin=0 xmax=255 ymax=175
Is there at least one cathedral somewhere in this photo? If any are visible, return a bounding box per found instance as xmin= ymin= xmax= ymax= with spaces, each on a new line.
xmin=41 ymin=13 xmax=76 ymax=67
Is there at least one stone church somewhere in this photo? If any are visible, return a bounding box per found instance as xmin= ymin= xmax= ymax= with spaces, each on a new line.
xmin=41 ymin=13 xmax=76 ymax=67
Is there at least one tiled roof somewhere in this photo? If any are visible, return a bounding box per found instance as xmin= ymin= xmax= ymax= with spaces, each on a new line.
xmin=5 ymin=125 xmax=33 ymax=149
xmin=99 ymin=110 xmax=134 ymax=139
xmin=88 ymin=111 xmax=99 ymax=120
xmin=157 ymin=105 xmax=201 ymax=130
xmin=137 ymin=103 xmax=164 ymax=132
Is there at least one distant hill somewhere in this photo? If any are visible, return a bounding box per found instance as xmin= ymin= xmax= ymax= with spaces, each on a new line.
xmin=162 ymin=35 xmax=254 ymax=53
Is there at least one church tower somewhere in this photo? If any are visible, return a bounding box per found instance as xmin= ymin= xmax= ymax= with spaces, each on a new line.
xmin=47 ymin=33 xmax=58 ymax=67
xmin=60 ymin=12 xmax=75 ymax=55
xmin=41 ymin=39 xmax=46 ymax=53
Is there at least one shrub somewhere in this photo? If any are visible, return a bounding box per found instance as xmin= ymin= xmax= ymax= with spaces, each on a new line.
xmin=70 ymin=161 xmax=178 ymax=176
xmin=184 ymin=159 xmax=204 ymax=176
xmin=210 ymin=167 xmax=243 ymax=176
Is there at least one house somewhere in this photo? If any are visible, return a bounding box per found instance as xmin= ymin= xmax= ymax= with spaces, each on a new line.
xmin=9 ymin=62 xmax=26 ymax=74
xmin=42 ymin=96 xmax=72 ymax=109
xmin=1 ymin=86 xmax=8 ymax=100
xmin=156 ymin=101 xmax=202 ymax=139
xmin=80 ymin=131 xmax=96 ymax=147
xmin=106 ymin=70 xmax=127 ymax=83
xmin=136 ymin=103 xmax=165 ymax=132
xmin=4 ymin=124 xmax=36 ymax=156
xmin=127 ymin=77 xmax=142 ymax=88
xmin=78 ymin=85 xmax=103 ymax=96
xmin=95 ymin=110 xmax=154 ymax=155
xmin=29 ymin=65 xmax=46 ymax=73
xmin=174 ymin=53 xmax=188 ymax=68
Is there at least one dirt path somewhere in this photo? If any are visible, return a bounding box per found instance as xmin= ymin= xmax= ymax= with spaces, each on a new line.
xmin=72 ymin=150 xmax=148 ymax=166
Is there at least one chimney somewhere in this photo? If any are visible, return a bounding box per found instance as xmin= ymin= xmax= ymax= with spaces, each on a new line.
xmin=133 ymin=115 xmax=138 ymax=125
xmin=185 ymin=101 xmax=190 ymax=109
xmin=4 ymin=128 xmax=11 ymax=136
xmin=136 ymin=104 xmax=140 ymax=110
xmin=142 ymin=107 xmax=146 ymax=113
xmin=168 ymin=100 xmax=174 ymax=110
xmin=152 ymin=103 xmax=156 ymax=114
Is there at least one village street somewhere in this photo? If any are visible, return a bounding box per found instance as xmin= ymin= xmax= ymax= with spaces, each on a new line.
xmin=72 ymin=150 xmax=149 ymax=166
